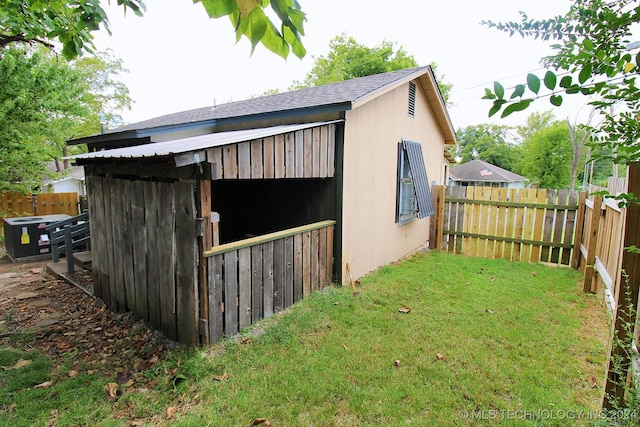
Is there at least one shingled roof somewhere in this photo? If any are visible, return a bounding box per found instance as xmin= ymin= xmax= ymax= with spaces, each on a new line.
xmin=71 ymin=66 xmax=456 ymax=147
xmin=449 ymin=159 xmax=527 ymax=183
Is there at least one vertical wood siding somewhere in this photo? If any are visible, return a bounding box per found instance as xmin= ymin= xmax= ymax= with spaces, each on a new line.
xmin=205 ymin=223 xmax=334 ymax=343
xmin=206 ymin=124 xmax=336 ymax=180
xmin=87 ymin=176 xmax=199 ymax=345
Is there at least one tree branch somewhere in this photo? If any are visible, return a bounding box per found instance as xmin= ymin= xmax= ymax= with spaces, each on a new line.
xmin=0 ymin=34 xmax=55 ymax=50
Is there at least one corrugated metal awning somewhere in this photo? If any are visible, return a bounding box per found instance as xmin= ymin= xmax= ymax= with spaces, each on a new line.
xmin=71 ymin=121 xmax=341 ymax=161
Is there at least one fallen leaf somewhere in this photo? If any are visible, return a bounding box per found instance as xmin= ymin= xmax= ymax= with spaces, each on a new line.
xmin=353 ymin=291 xmax=360 ymax=297
xmin=436 ymin=353 xmax=445 ymax=361
xmin=398 ymin=306 xmax=411 ymax=314
xmin=130 ymin=421 xmax=143 ymax=426
xmin=10 ymin=359 xmax=32 ymax=370
xmin=531 ymin=271 xmax=537 ymax=277
xmin=343 ymin=344 xmax=348 ymax=351
xmin=7 ymin=403 xmax=16 ymax=412
xmin=68 ymin=370 xmax=78 ymax=378
xmin=252 ymin=418 xmax=271 ymax=426
xmin=214 ymin=373 xmax=229 ymax=381
xmin=489 ymin=276 xmax=495 ymax=282
xmin=241 ymin=337 xmax=252 ymax=344
xmin=34 ymin=381 xmax=53 ymax=389
xmin=486 ymin=309 xmax=496 ymax=314
xmin=166 ymin=406 xmax=178 ymax=419
xmin=105 ymin=382 xmax=119 ymax=398
xmin=393 ymin=359 xmax=401 ymax=367
xmin=333 ymin=301 xmax=339 ymax=306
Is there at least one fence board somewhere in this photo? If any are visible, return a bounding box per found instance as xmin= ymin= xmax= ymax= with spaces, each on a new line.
xmin=238 ymin=141 xmax=251 ymax=179
xmin=284 ymin=236 xmax=294 ymax=307
xmin=273 ymin=239 xmax=285 ymax=313
xmin=263 ymin=136 xmax=275 ymax=179
xmin=157 ymin=182 xmax=177 ymax=340
xmin=251 ymin=245 xmax=263 ymax=322
xmin=175 ymin=181 xmax=198 ymax=345
xmin=144 ymin=181 xmax=160 ymax=330
xmin=262 ymin=242 xmax=274 ymax=318
xmin=224 ymin=251 xmax=239 ymax=336
xmin=274 ymin=134 xmax=285 ymax=179
xmin=238 ymin=247 xmax=252 ymax=329
xmin=130 ymin=181 xmax=148 ymax=320
xmin=251 ymin=139 xmax=264 ymax=179
xmin=208 ymin=255 xmax=224 ymax=341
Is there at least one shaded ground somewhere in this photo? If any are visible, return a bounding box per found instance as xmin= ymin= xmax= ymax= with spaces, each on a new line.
xmin=0 ymin=250 xmax=180 ymax=380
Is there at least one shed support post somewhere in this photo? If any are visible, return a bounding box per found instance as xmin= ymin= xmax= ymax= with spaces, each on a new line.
xmin=197 ymin=179 xmax=213 ymax=345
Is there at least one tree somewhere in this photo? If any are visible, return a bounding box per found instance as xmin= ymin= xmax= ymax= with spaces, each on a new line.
xmin=518 ymin=121 xmax=572 ymax=188
xmin=516 ymin=110 xmax=555 ymax=142
xmin=290 ymin=34 xmax=453 ymax=105
xmin=0 ymin=46 xmax=131 ymax=191
xmin=480 ymin=0 xmax=640 ymax=167
xmin=0 ymin=0 xmax=306 ymax=60
xmin=456 ymin=124 xmax=518 ymax=170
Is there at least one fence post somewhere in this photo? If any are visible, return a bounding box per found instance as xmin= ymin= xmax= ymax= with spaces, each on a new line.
xmin=603 ymin=162 xmax=640 ymax=409
xmin=583 ymin=194 xmax=602 ymax=293
xmin=572 ymin=192 xmax=587 ymax=270
xmin=64 ymin=224 xmax=74 ymax=274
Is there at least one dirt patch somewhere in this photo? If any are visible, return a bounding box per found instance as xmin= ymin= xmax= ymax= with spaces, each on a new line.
xmin=0 ymin=249 xmax=181 ymax=379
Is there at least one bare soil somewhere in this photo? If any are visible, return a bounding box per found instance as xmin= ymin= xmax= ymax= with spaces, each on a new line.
xmin=0 ymin=249 xmax=181 ymax=379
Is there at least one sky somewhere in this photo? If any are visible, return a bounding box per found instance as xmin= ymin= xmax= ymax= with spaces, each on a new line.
xmin=91 ymin=0 xmax=582 ymax=131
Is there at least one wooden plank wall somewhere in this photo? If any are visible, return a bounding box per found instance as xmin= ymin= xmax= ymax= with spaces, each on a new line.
xmin=0 ymin=192 xmax=79 ymax=220
xmin=86 ymin=176 xmax=199 ymax=345
xmin=205 ymin=224 xmax=334 ymax=343
xmin=206 ymin=124 xmax=336 ymax=180
xmin=440 ymin=186 xmax=581 ymax=265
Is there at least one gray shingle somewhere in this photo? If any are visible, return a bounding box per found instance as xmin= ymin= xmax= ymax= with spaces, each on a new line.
xmin=108 ymin=66 xmax=429 ymax=134
xmin=450 ymin=159 xmax=527 ymax=183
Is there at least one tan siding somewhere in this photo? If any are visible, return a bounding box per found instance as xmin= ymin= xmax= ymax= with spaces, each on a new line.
xmin=341 ymin=81 xmax=448 ymax=283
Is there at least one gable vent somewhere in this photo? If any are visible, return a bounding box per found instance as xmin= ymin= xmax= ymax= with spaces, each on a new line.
xmin=408 ymin=82 xmax=416 ymax=117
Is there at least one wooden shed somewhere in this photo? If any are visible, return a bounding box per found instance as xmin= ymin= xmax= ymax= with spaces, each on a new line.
xmin=71 ymin=66 xmax=457 ymax=345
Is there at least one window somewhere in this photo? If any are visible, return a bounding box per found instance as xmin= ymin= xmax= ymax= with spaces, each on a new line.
xmin=396 ymin=140 xmax=435 ymax=225
xmin=408 ymin=82 xmax=416 ymax=117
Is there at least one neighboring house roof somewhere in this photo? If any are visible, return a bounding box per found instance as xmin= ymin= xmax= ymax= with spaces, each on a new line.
xmin=449 ymin=160 xmax=527 ymax=183
xmin=42 ymin=164 xmax=85 ymax=185
xmin=70 ymin=66 xmax=457 ymax=147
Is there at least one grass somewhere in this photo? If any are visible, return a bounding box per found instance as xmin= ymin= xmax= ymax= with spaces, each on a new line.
xmin=0 ymin=251 xmax=609 ymax=426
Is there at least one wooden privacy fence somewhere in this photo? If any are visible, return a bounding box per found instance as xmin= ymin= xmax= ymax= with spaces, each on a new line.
xmin=434 ymin=186 xmax=583 ymax=265
xmin=578 ymin=184 xmax=627 ymax=314
xmin=203 ymin=221 xmax=335 ymax=343
xmin=0 ymin=191 xmax=80 ymax=220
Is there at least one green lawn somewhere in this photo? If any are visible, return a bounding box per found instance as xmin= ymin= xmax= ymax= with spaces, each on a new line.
xmin=0 ymin=251 xmax=609 ymax=426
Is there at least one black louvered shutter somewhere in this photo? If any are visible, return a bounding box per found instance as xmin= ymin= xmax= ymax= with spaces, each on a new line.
xmin=403 ymin=140 xmax=435 ymax=218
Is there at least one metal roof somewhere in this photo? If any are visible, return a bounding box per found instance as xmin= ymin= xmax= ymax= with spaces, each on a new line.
xmin=71 ymin=121 xmax=340 ymax=161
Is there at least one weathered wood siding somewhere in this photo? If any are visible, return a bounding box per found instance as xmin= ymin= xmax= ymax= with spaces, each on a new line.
xmin=86 ymin=175 xmax=199 ymax=345
xmin=204 ymin=221 xmax=334 ymax=342
xmin=206 ymin=124 xmax=336 ymax=180
xmin=440 ymin=186 xmax=581 ymax=265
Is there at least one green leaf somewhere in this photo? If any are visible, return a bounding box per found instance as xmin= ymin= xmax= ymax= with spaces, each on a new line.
xmin=200 ymin=0 xmax=236 ymax=18
xmin=488 ymin=99 xmax=507 ymax=117
xmin=510 ymin=84 xmax=525 ymax=99
xmin=566 ymin=85 xmax=581 ymax=94
xmin=527 ymin=73 xmax=540 ymax=94
xmin=543 ymin=71 xmax=557 ymax=90
xmin=482 ymin=88 xmax=496 ymax=100
xmin=582 ymin=37 xmax=594 ymax=51
xmin=550 ymin=94 xmax=563 ymax=106
xmin=493 ymin=81 xmax=505 ymax=99
xmin=559 ymin=75 xmax=572 ymax=89
xmin=501 ymin=99 xmax=533 ymax=118
xmin=578 ymin=63 xmax=592 ymax=84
